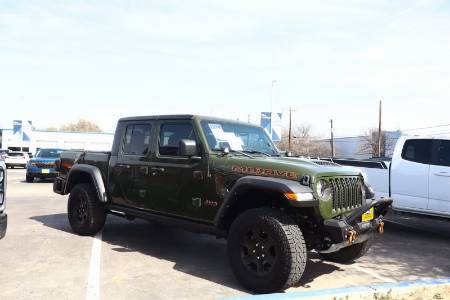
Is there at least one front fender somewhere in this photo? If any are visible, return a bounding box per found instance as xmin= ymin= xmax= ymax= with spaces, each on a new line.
xmin=214 ymin=176 xmax=316 ymax=229
xmin=65 ymin=164 xmax=108 ymax=202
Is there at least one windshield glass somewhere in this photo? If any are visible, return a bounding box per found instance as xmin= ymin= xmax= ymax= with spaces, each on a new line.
xmin=8 ymin=152 xmax=24 ymax=157
xmin=36 ymin=149 xmax=64 ymax=158
xmin=201 ymin=120 xmax=279 ymax=156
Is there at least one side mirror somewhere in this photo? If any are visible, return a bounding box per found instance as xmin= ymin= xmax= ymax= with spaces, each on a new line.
xmin=179 ymin=139 xmax=199 ymax=157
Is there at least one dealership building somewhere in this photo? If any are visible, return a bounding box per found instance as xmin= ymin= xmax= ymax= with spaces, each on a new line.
xmin=0 ymin=128 xmax=114 ymax=154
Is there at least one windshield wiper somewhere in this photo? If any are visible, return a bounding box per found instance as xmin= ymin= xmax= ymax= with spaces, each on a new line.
xmin=242 ymin=150 xmax=271 ymax=157
xmin=216 ymin=148 xmax=254 ymax=158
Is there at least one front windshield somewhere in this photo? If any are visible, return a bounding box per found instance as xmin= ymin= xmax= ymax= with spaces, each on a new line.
xmin=201 ymin=120 xmax=279 ymax=156
xmin=36 ymin=149 xmax=64 ymax=158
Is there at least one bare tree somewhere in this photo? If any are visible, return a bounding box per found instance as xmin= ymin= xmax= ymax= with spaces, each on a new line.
xmin=358 ymin=129 xmax=394 ymax=158
xmin=276 ymin=124 xmax=334 ymax=157
xmin=60 ymin=119 xmax=102 ymax=133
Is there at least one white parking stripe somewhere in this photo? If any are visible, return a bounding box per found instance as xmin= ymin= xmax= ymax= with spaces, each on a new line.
xmin=352 ymin=264 xmax=397 ymax=283
xmin=86 ymin=231 xmax=103 ymax=300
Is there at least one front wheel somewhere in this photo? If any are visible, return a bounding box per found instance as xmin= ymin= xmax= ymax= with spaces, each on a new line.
xmin=26 ymin=175 xmax=34 ymax=183
xmin=227 ymin=208 xmax=307 ymax=293
xmin=68 ymin=183 xmax=106 ymax=236
xmin=319 ymin=241 xmax=371 ymax=263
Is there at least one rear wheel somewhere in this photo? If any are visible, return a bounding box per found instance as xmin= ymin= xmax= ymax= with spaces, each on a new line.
xmin=26 ymin=175 xmax=34 ymax=183
xmin=68 ymin=183 xmax=106 ymax=236
xmin=227 ymin=208 xmax=307 ymax=293
xmin=319 ymin=241 xmax=371 ymax=263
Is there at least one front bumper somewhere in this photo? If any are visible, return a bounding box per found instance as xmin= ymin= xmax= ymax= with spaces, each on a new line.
xmin=6 ymin=163 xmax=26 ymax=167
xmin=319 ymin=198 xmax=393 ymax=253
xmin=0 ymin=213 xmax=7 ymax=239
xmin=27 ymin=167 xmax=58 ymax=178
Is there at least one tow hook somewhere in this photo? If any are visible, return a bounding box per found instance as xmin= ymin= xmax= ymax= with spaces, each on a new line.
xmin=378 ymin=221 xmax=385 ymax=234
xmin=346 ymin=229 xmax=357 ymax=245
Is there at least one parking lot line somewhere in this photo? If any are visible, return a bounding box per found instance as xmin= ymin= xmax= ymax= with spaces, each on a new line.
xmin=86 ymin=231 xmax=103 ymax=300
xmin=351 ymin=264 xmax=397 ymax=283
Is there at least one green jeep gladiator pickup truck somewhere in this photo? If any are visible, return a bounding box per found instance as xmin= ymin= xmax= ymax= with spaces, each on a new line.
xmin=53 ymin=115 xmax=392 ymax=293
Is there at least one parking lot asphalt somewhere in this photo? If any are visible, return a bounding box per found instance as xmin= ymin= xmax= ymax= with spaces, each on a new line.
xmin=1 ymin=169 xmax=450 ymax=300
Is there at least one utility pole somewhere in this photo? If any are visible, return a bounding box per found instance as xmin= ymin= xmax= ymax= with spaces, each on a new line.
xmin=330 ymin=119 xmax=335 ymax=158
xmin=378 ymin=100 xmax=382 ymax=157
xmin=288 ymin=107 xmax=293 ymax=151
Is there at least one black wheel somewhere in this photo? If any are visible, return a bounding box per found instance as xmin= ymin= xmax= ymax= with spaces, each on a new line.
xmin=26 ymin=175 xmax=34 ymax=183
xmin=319 ymin=241 xmax=371 ymax=263
xmin=68 ymin=183 xmax=106 ymax=236
xmin=227 ymin=208 xmax=307 ymax=293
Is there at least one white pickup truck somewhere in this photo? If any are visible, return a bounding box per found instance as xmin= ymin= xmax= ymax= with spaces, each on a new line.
xmin=331 ymin=136 xmax=450 ymax=219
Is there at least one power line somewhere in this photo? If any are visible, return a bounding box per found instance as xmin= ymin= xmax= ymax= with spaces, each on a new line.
xmin=402 ymin=123 xmax=450 ymax=132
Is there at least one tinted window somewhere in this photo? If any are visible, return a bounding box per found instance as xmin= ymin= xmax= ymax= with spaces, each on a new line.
xmin=159 ymin=123 xmax=195 ymax=156
xmin=123 ymin=124 xmax=152 ymax=156
xmin=435 ymin=140 xmax=450 ymax=167
xmin=401 ymin=139 xmax=432 ymax=164
xmin=36 ymin=149 xmax=64 ymax=158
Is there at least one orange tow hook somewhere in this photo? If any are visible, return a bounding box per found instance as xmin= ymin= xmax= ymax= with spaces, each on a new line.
xmin=346 ymin=229 xmax=357 ymax=245
xmin=378 ymin=221 xmax=385 ymax=234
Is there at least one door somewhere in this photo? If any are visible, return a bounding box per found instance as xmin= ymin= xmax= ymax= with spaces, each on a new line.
xmin=428 ymin=139 xmax=450 ymax=215
xmin=391 ymin=138 xmax=433 ymax=210
xmin=109 ymin=122 xmax=154 ymax=209
xmin=148 ymin=121 xmax=208 ymax=221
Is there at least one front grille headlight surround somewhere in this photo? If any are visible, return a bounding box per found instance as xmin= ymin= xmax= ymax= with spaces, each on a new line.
xmin=0 ymin=169 xmax=4 ymax=184
xmin=316 ymin=179 xmax=332 ymax=202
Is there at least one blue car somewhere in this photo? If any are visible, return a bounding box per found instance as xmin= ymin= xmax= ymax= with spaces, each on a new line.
xmin=26 ymin=148 xmax=65 ymax=183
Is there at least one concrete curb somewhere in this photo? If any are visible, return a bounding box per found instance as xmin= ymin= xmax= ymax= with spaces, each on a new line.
xmin=222 ymin=278 xmax=450 ymax=300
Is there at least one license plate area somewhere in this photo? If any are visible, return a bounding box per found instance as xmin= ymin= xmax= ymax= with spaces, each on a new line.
xmin=361 ymin=207 xmax=374 ymax=222
xmin=41 ymin=169 xmax=50 ymax=174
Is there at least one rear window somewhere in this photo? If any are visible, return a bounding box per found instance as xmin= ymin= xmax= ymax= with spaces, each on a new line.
xmin=401 ymin=139 xmax=432 ymax=164
xmin=123 ymin=124 xmax=152 ymax=156
xmin=435 ymin=140 xmax=450 ymax=167
xmin=36 ymin=149 xmax=64 ymax=158
xmin=8 ymin=152 xmax=24 ymax=157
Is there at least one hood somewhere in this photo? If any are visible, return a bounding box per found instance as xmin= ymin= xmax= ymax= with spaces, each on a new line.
xmin=30 ymin=157 xmax=59 ymax=163
xmin=211 ymin=154 xmax=362 ymax=182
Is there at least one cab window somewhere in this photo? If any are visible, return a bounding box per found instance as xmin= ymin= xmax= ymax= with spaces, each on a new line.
xmin=401 ymin=139 xmax=432 ymax=164
xmin=123 ymin=124 xmax=152 ymax=156
xmin=434 ymin=140 xmax=450 ymax=167
xmin=159 ymin=123 xmax=196 ymax=156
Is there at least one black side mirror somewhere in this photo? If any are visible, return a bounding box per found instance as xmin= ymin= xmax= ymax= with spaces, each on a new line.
xmin=179 ymin=139 xmax=199 ymax=157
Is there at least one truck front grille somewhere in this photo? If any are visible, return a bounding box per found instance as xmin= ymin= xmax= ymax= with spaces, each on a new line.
xmin=329 ymin=177 xmax=363 ymax=213
xmin=36 ymin=162 xmax=55 ymax=168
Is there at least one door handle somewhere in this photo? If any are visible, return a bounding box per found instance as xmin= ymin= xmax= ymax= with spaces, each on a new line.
xmin=117 ymin=164 xmax=130 ymax=169
xmin=150 ymin=167 xmax=165 ymax=172
xmin=434 ymin=172 xmax=450 ymax=177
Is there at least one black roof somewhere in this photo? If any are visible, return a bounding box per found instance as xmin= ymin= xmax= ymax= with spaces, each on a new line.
xmin=119 ymin=115 xmax=195 ymax=122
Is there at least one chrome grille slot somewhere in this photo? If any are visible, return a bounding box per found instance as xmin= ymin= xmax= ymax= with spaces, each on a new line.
xmin=330 ymin=177 xmax=363 ymax=214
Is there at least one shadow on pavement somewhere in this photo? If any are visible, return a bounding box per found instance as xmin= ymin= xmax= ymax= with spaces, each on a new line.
xmin=30 ymin=213 xmax=73 ymax=234
xmin=29 ymin=214 xmax=340 ymax=293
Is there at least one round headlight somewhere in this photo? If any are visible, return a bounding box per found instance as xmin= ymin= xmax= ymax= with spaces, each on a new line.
xmin=316 ymin=179 xmax=332 ymax=201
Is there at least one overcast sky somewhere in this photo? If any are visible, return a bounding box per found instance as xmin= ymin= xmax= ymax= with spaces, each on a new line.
xmin=1 ymin=0 xmax=450 ymax=137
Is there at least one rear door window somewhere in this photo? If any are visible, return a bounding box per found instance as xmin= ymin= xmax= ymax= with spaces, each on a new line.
xmin=434 ymin=140 xmax=450 ymax=167
xmin=123 ymin=124 xmax=152 ymax=156
xmin=401 ymin=139 xmax=433 ymax=164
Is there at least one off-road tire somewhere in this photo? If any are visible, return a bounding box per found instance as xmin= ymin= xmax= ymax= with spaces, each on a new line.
xmin=68 ymin=183 xmax=106 ymax=236
xmin=26 ymin=175 xmax=34 ymax=183
xmin=227 ymin=208 xmax=307 ymax=293
xmin=319 ymin=241 xmax=371 ymax=263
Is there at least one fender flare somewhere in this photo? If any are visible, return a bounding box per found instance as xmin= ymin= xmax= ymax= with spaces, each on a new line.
xmin=214 ymin=175 xmax=315 ymax=229
xmin=65 ymin=164 xmax=108 ymax=202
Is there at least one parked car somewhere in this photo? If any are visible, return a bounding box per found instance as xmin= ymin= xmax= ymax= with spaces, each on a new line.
xmin=0 ymin=159 xmax=7 ymax=239
xmin=53 ymin=114 xmax=391 ymax=293
xmin=26 ymin=148 xmax=65 ymax=183
xmin=5 ymin=151 xmax=30 ymax=169
xmin=0 ymin=149 xmax=9 ymax=160
xmin=334 ymin=136 xmax=450 ymax=218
